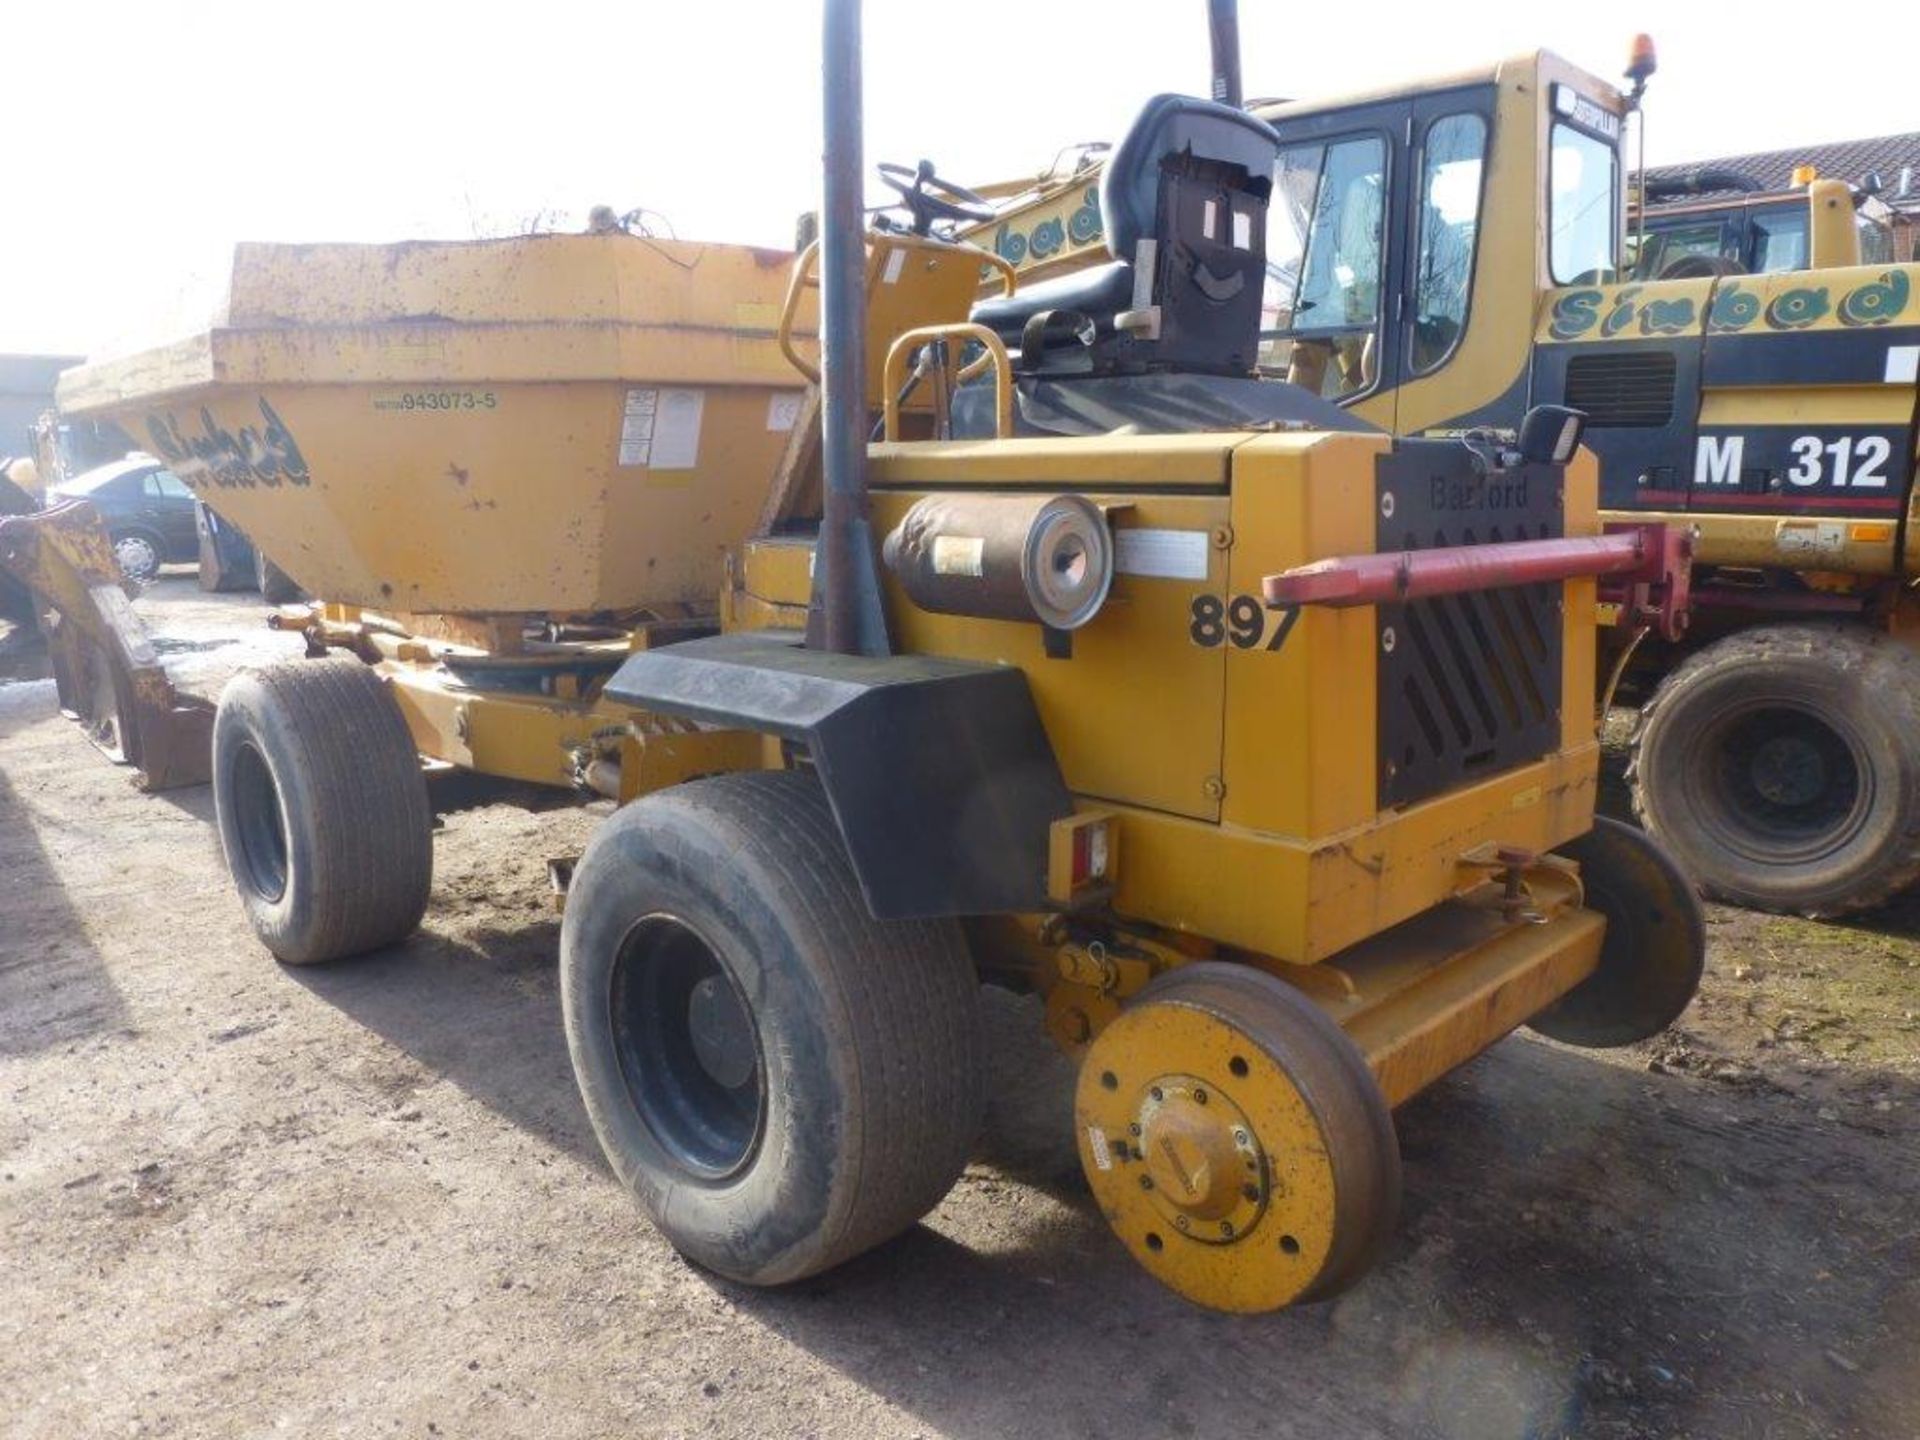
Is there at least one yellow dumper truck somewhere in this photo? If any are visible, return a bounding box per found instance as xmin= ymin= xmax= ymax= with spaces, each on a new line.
xmin=5 ymin=1 xmax=1705 ymax=1311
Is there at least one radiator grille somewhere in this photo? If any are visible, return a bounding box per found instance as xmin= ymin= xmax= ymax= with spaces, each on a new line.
xmin=1564 ymin=350 xmax=1677 ymax=428
xmin=1376 ymin=446 xmax=1565 ymax=809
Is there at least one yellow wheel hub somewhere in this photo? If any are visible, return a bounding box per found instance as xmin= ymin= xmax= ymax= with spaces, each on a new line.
xmin=1135 ymin=1078 xmax=1264 ymax=1237
xmin=1074 ymin=964 xmax=1400 ymax=1313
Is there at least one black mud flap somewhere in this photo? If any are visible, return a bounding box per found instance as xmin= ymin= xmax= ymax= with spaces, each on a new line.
xmin=604 ymin=630 xmax=1071 ymax=920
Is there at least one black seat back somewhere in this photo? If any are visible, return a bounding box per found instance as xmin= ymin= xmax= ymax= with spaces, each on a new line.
xmin=970 ymin=95 xmax=1281 ymax=376
xmin=1101 ymin=93 xmax=1280 ymax=373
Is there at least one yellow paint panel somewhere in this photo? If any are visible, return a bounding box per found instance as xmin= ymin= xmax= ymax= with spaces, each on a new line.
xmin=865 ymin=487 xmax=1231 ymax=822
xmin=1111 ymin=749 xmax=1598 ymax=963
xmin=870 ymin=434 xmax=1233 ymax=489
xmin=103 ymin=381 xmax=787 ymax=615
xmin=1222 ymin=434 xmax=1386 ymax=839
xmin=1699 ymin=385 xmax=1918 ymax=427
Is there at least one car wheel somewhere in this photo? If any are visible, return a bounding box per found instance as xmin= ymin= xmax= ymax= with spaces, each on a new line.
xmin=112 ymin=531 xmax=162 ymax=583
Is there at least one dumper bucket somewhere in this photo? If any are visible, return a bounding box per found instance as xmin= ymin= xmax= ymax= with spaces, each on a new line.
xmin=56 ymin=233 xmax=816 ymax=617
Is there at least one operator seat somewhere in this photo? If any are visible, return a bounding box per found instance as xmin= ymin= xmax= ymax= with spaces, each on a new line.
xmin=971 ymin=94 xmax=1280 ymax=376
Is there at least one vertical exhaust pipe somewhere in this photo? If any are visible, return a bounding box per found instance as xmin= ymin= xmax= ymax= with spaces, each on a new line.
xmin=1207 ymin=0 xmax=1243 ymax=108
xmin=815 ymin=0 xmax=891 ymax=656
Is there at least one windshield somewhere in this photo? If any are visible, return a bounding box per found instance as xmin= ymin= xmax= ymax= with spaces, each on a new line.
xmin=1550 ymin=123 xmax=1619 ymax=283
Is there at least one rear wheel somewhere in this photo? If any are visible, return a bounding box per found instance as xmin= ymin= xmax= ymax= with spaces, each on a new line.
xmin=1529 ymin=816 xmax=1704 ymax=1047
xmin=1629 ymin=625 xmax=1920 ymax=915
xmin=1075 ymin=962 xmax=1400 ymax=1313
xmin=213 ymin=658 xmax=432 ymax=963
xmin=560 ymin=769 xmax=982 ymax=1285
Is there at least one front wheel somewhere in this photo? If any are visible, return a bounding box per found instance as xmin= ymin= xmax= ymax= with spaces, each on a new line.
xmin=1629 ymin=625 xmax=1920 ymax=916
xmin=1075 ymin=963 xmax=1401 ymax=1313
xmin=560 ymin=770 xmax=982 ymax=1286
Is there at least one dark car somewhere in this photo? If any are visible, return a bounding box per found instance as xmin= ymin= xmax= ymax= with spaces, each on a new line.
xmin=51 ymin=456 xmax=198 ymax=581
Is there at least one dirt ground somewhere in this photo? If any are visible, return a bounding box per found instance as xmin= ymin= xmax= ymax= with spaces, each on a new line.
xmin=1 ymin=578 xmax=1916 ymax=1440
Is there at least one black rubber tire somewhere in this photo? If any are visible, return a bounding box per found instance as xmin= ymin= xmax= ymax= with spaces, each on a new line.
xmin=255 ymin=549 xmax=302 ymax=605
xmin=1628 ymin=624 xmax=1920 ymax=916
xmin=1528 ymin=816 xmax=1705 ymax=1048
xmin=213 ymin=658 xmax=432 ymax=963
xmin=1129 ymin=963 xmax=1402 ymax=1306
xmin=560 ymin=769 xmax=982 ymax=1286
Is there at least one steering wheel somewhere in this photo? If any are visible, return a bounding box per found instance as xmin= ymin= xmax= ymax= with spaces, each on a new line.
xmin=877 ymin=161 xmax=995 ymax=235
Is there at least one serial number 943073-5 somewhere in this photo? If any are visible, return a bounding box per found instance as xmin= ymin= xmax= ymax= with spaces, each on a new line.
xmin=372 ymin=390 xmax=500 ymax=414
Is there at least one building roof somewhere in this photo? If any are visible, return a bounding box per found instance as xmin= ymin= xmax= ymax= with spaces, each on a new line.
xmin=1645 ymin=132 xmax=1920 ymax=211
xmin=0 ymin=354 xmax=82 ymax=398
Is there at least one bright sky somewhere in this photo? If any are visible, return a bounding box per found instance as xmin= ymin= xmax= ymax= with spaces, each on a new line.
xmin=6 ymin=1 xmax=1917 ymax=358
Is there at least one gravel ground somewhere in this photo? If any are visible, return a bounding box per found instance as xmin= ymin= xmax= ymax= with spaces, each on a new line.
xmin=1 ymin=579 xmax=1915 ymax=1440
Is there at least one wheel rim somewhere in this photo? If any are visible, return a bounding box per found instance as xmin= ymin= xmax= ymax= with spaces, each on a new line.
xmin=1685 ymin=701 xmax=1871 ymax=866
xmin=229 ymin=741 xmax=290 ymax=903
xmin=114 ymin=535 xmax=158 ymax=579
xmin=1074 ymin=973 xmax=1396 ymax=1313
xmin=608 ymin=915 xmax=765 ymax=1181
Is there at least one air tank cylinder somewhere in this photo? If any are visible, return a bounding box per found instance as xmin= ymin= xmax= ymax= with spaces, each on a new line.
xmin=882 ymin=493 xmax=1115 ymax=631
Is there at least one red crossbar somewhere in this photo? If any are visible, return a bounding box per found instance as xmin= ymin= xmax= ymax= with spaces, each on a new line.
xmin=1262 ymin=531 xmax=1649 ymax=607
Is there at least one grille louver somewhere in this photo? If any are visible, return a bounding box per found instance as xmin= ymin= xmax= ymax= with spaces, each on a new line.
xmin=1564 ymin=350 xmax=1678 ymax=428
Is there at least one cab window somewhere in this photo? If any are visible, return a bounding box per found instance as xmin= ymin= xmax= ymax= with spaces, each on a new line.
xmin=1549 ymin=123 xmax=1619 ymax=283
xmin=1751 ymin=210 xmax=1808 ymax=272
xmin=1633 ymin=220 xmax=1732 ymax=281
xmin=1859 ymin=215 xmax=1894 ymax=266
xmin=1262 ymin=134 xmax=1387 ymax=398
xmin=1410 ymin=113 xmax=1487 ymax=374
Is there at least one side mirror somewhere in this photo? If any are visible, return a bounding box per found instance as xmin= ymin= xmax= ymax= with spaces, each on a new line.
xmin=1518 ymin=405 xmax=1588 ymax=467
